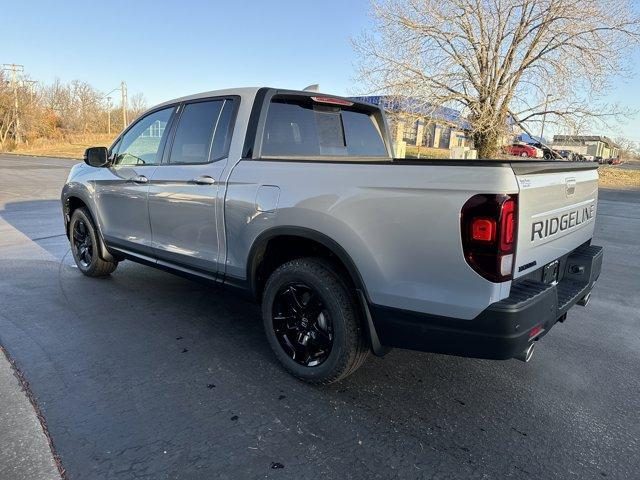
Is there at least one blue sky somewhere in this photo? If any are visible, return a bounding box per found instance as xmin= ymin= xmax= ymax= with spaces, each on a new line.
xmin=3 ymin=0 xmax=639 ymax=141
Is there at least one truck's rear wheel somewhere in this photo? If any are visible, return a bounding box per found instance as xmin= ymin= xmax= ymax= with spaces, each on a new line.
xmin=261 ymin=258 xmax=368 ymax=384
xmin=69 ymin=208 xmax=118 ymax=277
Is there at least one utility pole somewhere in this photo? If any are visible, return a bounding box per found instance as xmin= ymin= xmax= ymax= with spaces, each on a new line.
xmin=120 ymin=81 xmax=128 ymax=128
xmin=1 ymin=63 xmax=25 ymax=143
xmin=106 ymin=97 xmax=112 ymax=135
xmin=102 ymin=86 xmax=123 ymax=133
xmin=539 ymin=94 xmax=551 ymax=143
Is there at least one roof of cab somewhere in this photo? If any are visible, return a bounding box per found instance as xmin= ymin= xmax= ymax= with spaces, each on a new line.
xmin=154 ymin=87 xmax=265 ymax=109
xmin=152 ymin=87 xmax=376 ymax=110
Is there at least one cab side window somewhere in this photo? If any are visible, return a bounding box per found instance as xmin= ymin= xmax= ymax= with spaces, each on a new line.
xmin=169 ymin=101 xmax=223 ymax=165
xmin=168 ymin=99 xmax=236 ymax=165
xmin=113 ymin=107 xmax=174 ymax=166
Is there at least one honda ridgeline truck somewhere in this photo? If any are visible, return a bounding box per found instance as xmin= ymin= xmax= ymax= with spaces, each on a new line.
xmin=62 ymin=87 xmax=603 ymax=384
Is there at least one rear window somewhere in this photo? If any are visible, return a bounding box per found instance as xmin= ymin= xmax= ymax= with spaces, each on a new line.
xmin=261 ymin=98 xmax=388 ymax=158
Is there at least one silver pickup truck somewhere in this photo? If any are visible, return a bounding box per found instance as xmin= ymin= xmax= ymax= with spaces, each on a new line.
xmin=62 ymin=87 xmax=603 ymax=384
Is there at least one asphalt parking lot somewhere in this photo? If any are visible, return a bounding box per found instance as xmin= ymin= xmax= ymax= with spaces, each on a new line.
xmin=0 ymin=154 xmax=639 ymax=480
xmin=619 ymin=161 xmax=640 ymax=171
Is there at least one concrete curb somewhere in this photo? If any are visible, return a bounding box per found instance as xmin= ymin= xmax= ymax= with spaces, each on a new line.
xmin=0 ymin=346 xmax=65 ymax=479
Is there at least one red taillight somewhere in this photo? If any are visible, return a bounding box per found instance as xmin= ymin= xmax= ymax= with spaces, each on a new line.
xmin=499 ymin=198 xmax=516 ymax=250
xmin=471 ymin=218 xmax=496 ymax=242
xmin=311 ymin=96 xmax=354 ymax=106
xmin=461 ymin=194 xmax=518 ymax=282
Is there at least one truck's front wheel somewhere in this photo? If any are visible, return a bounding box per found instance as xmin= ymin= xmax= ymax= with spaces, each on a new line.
xmin=69 ymin=208 xmax=118 ymax=277
xmin=261 ymin=258 xmax=368 ymax=384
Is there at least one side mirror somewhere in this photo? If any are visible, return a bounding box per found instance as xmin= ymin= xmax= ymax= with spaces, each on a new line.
xmin=84 ymin=147 xmax=110 ymax=168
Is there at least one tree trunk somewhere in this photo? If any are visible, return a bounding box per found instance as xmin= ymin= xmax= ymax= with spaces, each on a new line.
xmin=473 ymin=131 xmax=501 ymax=159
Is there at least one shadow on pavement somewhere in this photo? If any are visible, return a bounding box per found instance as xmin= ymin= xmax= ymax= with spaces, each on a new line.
xmin=0 ymin=200 xmax=68 ymax=260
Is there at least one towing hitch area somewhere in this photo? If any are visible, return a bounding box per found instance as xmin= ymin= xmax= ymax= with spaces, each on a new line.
xmin=515 ymin=343 xmax=536 ymax=363
xmin=577 ymin=292 xmax=591 ymax=307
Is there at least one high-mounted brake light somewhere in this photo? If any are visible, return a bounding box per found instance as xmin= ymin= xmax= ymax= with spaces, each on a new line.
xmin=311 ymin=96 xmax=354 ymax=106
xmin=461 ymin=194 xmax=518 ymax=282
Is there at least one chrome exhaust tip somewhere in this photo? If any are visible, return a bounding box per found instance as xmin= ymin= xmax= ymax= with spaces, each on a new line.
xmin=577 ymin=293 xmax=591 ymax=307
xmin=515 ymin=343 xmax=535 ymax=363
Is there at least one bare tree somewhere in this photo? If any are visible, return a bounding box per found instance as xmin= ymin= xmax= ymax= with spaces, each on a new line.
xmin=0 ymin=69 xmax=148 ymax=150
xmin=0 ymin=72 xmax=16 ymax=148
xmin=70 ymin=80 xmax=103 ymax=133
xmin=128 ymin=92 xmax=148 ymax=122
xmin=614 ymin=135 xmax=639 ymax=159
xmin=354 ymin=0 xmax=640 ymax=157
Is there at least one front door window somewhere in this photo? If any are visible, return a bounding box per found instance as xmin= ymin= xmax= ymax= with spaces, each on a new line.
xmin=113 ymin=107 xmax=174 ymax=166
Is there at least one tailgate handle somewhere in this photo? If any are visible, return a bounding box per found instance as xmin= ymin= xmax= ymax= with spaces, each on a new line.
xmin=565 ymin=177 xmax=576 ymax=196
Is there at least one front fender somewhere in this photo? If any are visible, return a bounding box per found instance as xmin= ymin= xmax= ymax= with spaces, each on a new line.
xmin=61 ymin=173 xmax=115 ymax=262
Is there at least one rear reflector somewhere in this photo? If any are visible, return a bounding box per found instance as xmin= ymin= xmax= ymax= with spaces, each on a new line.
xmin=311 ymin=96 xmax=354 ymax=106
xmin=528 ymin=325 xmax=544 ymax=339
xmin=500 ymin=254 xmax=514 ymax=276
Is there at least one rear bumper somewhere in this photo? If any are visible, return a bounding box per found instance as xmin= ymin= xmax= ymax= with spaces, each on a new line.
xmin=369 ymin=244 xmax=603 ymax=360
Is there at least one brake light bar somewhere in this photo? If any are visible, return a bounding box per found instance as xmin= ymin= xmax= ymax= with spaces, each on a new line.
xmin=461 ymin=194 xmax=518 ymax=282
xmin=499 ymin=198 xmax=516 ymax=250
xmin=311 ymin=96 xmax=354 ymax=106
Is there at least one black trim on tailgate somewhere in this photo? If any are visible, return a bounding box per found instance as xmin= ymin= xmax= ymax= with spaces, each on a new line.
xmin=509 ymin=161 xmax=599 ymax=175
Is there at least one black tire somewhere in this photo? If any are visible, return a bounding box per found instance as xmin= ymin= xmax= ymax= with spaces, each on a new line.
xmin=69 ymin=208 xmax=118 ymax=277
xmin=262 ymin=257 xmax=369 ymax=384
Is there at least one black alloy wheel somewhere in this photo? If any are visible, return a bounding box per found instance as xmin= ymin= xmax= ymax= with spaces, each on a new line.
xmin=262 ymin=257 xmax=369 ymax=384
xmin=272 ymin=283 xmax=334 ymax=367
xmin=68 ymin=207 xmax=118 ymax=277
xmin=72 ymin=218 xmax=94 ymax=267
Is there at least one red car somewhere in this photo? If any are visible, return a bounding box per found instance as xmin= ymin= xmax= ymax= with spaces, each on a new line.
xmin=505 ymin=143 xmax=539 ymax=158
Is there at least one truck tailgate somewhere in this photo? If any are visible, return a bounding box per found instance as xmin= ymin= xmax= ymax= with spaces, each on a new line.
xmin=511 ymin=162 xmax=599 ymax=279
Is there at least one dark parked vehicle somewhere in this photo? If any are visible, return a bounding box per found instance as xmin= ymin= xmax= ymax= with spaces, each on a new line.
xmin=528 ymin=142 xmax=562 ymax=160
xmin=557 ymin=150 xmax=576 ymax=161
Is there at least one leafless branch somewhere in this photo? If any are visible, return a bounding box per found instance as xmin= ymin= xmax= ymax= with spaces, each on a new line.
xmin=354 ymin=0 xmax=640 ymax=156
